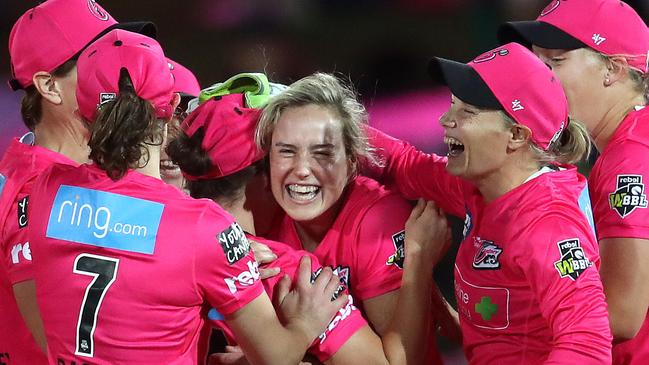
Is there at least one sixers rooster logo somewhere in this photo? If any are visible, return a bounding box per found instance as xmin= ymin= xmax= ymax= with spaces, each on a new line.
xmin=540 ymin=0 xmax=562 ymax=17
xmin=473 ymin=49 xmax=509 ymax=64
xmin=472 ymin=238 xmax=503 ymax=270
xmin=87 ymin=0 xmax=110 ymax=21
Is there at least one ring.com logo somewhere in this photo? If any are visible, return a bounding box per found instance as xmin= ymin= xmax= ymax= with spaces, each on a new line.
xmin=46 ymin=185 xmax=164 ymax=254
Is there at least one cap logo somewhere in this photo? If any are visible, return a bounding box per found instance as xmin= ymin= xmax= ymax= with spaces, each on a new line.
xmin=592 ymin=34 xmax=606 ymax=46
xmin=549 ymin=122 xmax=565 ymax=146
xmin=511 ymin=100 xmax=524 ymax=112
xmin=99 ymin=93 xmax=117 ymax=107
xmin=473 ymin=49 xmax=509 ymax=64
xmin=540 ymin=0 xmax=561 ymax=17
xmin=87 ymin=0 xmax=110 ymax=21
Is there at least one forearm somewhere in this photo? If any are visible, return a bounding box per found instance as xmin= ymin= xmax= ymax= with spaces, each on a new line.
xmin=381 ymin=245 xmax=434 ymax=365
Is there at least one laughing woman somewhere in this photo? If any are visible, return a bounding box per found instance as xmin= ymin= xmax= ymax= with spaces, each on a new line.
xmin=255 ymin=73 xmax=447 ymax=364
xmin=367 ymin=42 xmax=612 ymax=364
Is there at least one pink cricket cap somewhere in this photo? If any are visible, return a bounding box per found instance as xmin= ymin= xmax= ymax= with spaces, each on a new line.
xmin=498 ymin=0 xmax=649 ymax=74
xmin=76 ymin=29 xmax=175 ymax=122
xmin=8 ymin=0 xmax=156 ymax=91
xmin=180 ymin=94 xmax=263 ymax=180
xmin=429 ymin=42 xmax=569 ymax=150
xmin=167 ymin=58 xmax=201 ymax=98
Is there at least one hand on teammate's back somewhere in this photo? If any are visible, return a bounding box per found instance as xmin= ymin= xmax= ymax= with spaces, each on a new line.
xmin=249 ymin=240 xmax=280 ymax=279
xmin=405 ymin=199 xmax=451 ymax=264
xmin=275 ymin=256 xmax=348 ymax=343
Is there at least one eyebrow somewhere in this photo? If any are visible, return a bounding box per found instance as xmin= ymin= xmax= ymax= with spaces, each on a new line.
xmin=274 ymin=142 xmax=336 ymax=149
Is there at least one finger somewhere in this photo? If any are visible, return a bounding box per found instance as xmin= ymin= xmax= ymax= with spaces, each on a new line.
xmin=330 ymin=293 xmax=349 ymax=312
xmin=296 ymin=255 xmax=313 ymax=288
xmin=409 ymin=198 xmax=426 ymax=219
xmin=259 ymin=267 xmax=281 ymax=280
xmin=255 ymin=251 xmax=278 ymax=265
xmin=323 ymin=271 xmax=342 ymax=299
xmin=274 ymin=274 xmax=291 ymax=306
xmin=312 ymin=266 xmax=333 ymax=292
xmin=208 ymin=353 xmax=242 ymax=365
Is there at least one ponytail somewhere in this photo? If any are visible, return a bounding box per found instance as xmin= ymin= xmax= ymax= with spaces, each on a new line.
xmin=88 ymin=68 xmax=164 ymax=180
xmin=550 ymin=118 xmax=592 ymax=165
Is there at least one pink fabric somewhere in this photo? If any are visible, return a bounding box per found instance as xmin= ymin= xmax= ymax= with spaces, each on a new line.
xmin=8 ymin=0 xmax=117 ymax=89
xmin=589 ymin=107 xmax=649 ymax=364
xmin=168 ymin=58 xmax=201 ymax=96
xmin=268 ymin=176 xmax=408 ymax=303
xmin=210 ymin=235 xmax=367 ymax=362
xmin=28 ymin=163 xmax=263 ymax=364
xmin=0 ymin=138 xmax=75 ymax=364
xmin=180 ymin=94 xmax=263 ymax=180
xmin=370 ymin=131 xmax=612 ymax=364
xmin=538 ymin=0 xmax=649 ymax=74
xmin=76 ymin=29 xmax=174 ymax=121
xmin=470 ymin=43 xmax=568 ymax=150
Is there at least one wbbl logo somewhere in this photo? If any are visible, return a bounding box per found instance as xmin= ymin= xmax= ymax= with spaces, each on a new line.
xmin=609 ymin=175 xmax=648 ymax=218
xmin=554 ymin=238 xmax=592 ymax=281
xmin=472 ymin=239 xmax=503 ymax=270
xmin=386 ymin=230 xmax=405 ymax=269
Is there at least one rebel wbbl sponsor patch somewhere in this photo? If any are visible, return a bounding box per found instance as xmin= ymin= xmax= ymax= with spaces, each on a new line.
xmin=554 ymin=238 xmax=592 ymax=281
xmin=472 ymin=238 xmax=503 ymax=270
xmin=217 ymin=223 xmax=250 ymax=265
xmin=386 ymin=230 xmax=405 ymax=269
xmin=609 ymin=175 xmax=648 ymax=218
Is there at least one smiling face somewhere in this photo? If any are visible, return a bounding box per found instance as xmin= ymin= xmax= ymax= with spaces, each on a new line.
xmin=440 ymin=95 xmax=512 ymax=181
xmin=531 ymin=46 xmax=608 ymax=134
xmin=269 ymin=104 xmax=352 ymax=223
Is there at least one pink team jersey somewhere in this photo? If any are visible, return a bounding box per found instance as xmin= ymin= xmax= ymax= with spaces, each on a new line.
xmin=370 ymin=128 xmax=612 ymax=364
xmin=28 ymin=163 xmax=263 ymax=365
xmin=267 ymin=175 xmax=445 ymax=365
xmin=0 ymin=136 xmax=77 ymax=365
xmin=267 ymin=176 xmax=408 ymax=304
xmin=209 ymin=234 xmax=367 ymax=363
xmin=589 ymin=106 xmax=649 ymax=364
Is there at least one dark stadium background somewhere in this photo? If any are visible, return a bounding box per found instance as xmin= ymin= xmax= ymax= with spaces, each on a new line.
xmin=2 ymin=1 xmax=647 ymax=363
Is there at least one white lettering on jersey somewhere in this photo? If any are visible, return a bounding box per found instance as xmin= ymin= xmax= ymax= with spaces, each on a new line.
xmin=11 ymin=242 xmax=32 ymax=264
xmin=224 ymin=260 xmax=260 ymax=294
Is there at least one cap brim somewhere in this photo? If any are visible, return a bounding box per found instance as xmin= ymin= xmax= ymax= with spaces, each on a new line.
xmin=497 ymin=21 xmax=585 ymax=50
xmin=428 ymin=58 xmax=501 ymax=109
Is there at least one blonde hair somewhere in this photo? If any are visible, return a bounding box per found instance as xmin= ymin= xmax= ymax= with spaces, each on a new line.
xmin=590 ymin=49 xmax=649 ymax=103
xmin=256 ymin=72 xmax=379 ymax=170
xmin=501 ymin=112 xmax=591 ymax=165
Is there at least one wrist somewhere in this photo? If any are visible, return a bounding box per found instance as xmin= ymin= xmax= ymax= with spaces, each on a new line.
xmin=285 ymin=317 xmax=318 ymax=348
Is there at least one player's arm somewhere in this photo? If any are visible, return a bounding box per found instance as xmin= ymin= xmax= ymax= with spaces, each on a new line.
xmin=12 ymin=280 xmax=47 ymax=353
xmin=524 ymin=217 xmax=612 ymax=364
xmin=599 ymin=238 xmax=649 ymax=341
xmin=364 ymin=126 xmax=465 ymax=217
xmin=225 ymin=257 xmax=347 ymax=365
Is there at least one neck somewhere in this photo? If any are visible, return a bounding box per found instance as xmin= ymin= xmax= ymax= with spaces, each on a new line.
xmin=473 ymin=155 xmax=540 ymax=203
xmin=293 ymin=197 xmax=344 ymax=252
xmin=33 ymin=111 xmax=90 ymax=164
xmin=135 ymin=145 xmax=162 ymax=179
xmin=590 ymin=90 xmax=645 ymax=152
xmin=220 ymin=198 xmax=256 ymax=235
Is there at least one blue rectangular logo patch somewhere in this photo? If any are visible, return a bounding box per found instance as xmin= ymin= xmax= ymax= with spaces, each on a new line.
xmin=46 ymin=185 xmax=164 ymax=254
xmin=0 ymin=174 xmax=6 ymax=198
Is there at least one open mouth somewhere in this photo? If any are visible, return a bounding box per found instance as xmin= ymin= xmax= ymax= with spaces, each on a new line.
xmin=444 ymin=136 xmax=465 ymax=157
xmin=286 ymin=184 xmax=320 ymax=201
xmin=160 ymin=159 xmax=181 ymax=174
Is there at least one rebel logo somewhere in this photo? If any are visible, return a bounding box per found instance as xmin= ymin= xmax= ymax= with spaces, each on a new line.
xmin=386 ymin=230 xmax=405 ymax=269
xmin=224 ymin=260 xmax=260 ymax=294
xmin=472 ymin=238 xmax=503 ymax=270
xmin=609 ymin=175 xmax=648 ymax=218
xmin=554 ymin=238 xmax=592 ymax=281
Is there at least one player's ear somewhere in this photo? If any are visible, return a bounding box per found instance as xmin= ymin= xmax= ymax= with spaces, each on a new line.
xmin=33 ymin=71 xmax=63 ymax=105
xmin=507 ymin=124 xmax=532 ymax=152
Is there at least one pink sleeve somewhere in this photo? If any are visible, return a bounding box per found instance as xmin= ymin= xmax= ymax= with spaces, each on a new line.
xmin=366 ymin=126 xmax=466 ymax=217
xmin=591 ymin=141 xmax=649 ymax=240
xmin=194 ymin=216 xmax=264 ymax=316
xmin=2 ymin=191 xmax=34 ymax=284
xmin=351 ymin=194 xmax=408 ymax=301
xmin=519 ymin=216 xmax=612 ymax=364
